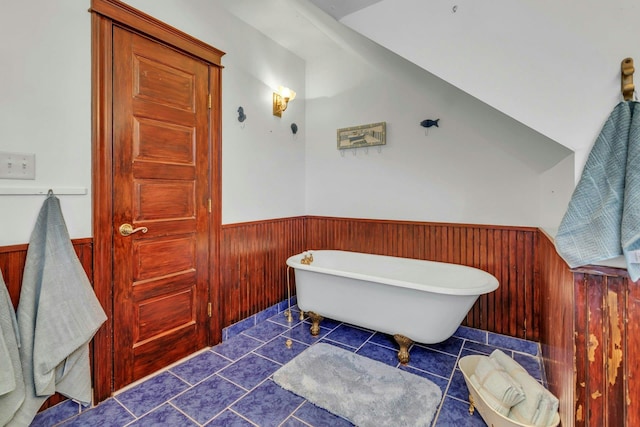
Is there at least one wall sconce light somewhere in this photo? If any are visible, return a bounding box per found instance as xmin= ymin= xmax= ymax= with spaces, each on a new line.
xmin=273 ymin=86 xmax=296 ymax=117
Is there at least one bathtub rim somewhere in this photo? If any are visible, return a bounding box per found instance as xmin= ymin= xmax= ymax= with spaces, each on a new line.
xmin=286 ymin=249 xmax=499 ymax=296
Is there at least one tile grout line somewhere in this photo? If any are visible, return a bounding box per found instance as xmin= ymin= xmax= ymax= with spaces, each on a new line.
xmin=41 ymin=303 xmax=546 ymax=427
xmin=431 ymin=337 xmax=468 ymax=424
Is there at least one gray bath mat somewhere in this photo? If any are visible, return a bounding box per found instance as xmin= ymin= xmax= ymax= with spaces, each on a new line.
xmin=272 ymin=343 xmax=442 ymax=427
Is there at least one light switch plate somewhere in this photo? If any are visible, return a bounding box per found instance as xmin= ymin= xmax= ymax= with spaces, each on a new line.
xmin=0 ymin=151 xmax=36 ymax=179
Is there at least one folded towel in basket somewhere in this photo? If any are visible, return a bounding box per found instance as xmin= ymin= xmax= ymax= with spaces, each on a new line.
xmin=490 ymin=349 xmax=527 ymax=377
xmin=490 ymin=350 xmax=559 ymax=427
xmin=469 ymin=356 xmax=525 ymax=416
xmin=508 ymin=371 xmax=559 ymax=427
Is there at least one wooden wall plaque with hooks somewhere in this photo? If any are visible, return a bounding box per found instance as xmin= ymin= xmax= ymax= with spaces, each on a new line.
xmin=621 ymin=57 xmax=635 ymax=101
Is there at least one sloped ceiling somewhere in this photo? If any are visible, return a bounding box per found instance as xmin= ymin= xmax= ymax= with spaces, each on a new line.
xmin=308 ymin=0 xmax=383 ymax=19
xmin=216 ymin=0 xmax=338 ymax=59
xmin=219 ymin=0 xmax=640 ymax=167
xmin=335 ymin=0 xmax=640 ymax=157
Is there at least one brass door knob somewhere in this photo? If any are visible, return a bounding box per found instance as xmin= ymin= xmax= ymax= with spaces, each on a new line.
xmin=119 ymin=223 xmax=148 ymax=236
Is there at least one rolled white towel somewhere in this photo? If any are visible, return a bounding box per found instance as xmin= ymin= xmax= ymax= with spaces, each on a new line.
xmin=469 ymin=356 xmax=525 ymax=416
xmin=489 ymin=348 xmax=527 ymax=376
xmin=508 ymin=370 xmax=559 ymax=426
xmin=489 ymin=349 xmax=559 ymax=426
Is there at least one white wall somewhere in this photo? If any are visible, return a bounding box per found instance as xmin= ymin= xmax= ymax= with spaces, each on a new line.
xmin=539 ymin=154 xmax=576 ymax=234
xmin=339 ymin=0 xmax=640 ymax=181
xmin=0 ymin=0 xmax=577 ymax=247
xmin=123 ymin=0 xmax=307 ymax=225
xmin=304 ymin=11 xmax=573 ymax=227
xmin=0 ymin=0 xmax=306 ymax=245
xmin=0 ymin=1 xmax=92 ymax=246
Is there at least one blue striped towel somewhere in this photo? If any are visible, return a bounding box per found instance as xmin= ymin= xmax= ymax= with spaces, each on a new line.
xmin=556 ymin=101 xmax=640 ymax=281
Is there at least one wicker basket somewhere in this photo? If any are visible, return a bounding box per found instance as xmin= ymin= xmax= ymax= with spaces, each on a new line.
xmin=458 ymin=355 xmax=560 ymax=427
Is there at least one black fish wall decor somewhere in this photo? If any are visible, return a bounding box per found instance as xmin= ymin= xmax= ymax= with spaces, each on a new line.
xmin=420 ymin=119 xmax=440 ymax=128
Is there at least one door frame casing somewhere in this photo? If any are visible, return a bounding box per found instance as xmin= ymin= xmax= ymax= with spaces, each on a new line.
xmin=90 ymin=0 xmax=224 ymax=402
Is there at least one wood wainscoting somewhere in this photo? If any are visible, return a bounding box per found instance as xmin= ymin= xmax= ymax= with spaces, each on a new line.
xmin=538 ymin=230 xmax=639 ymax=427
xmin=537 ymin=230 xmax=576 ymax=426
xmin=0 ymin=238 xmax=94 ymax=411
xmin=219 ymin=217 xmax=306 ymax=327
xmin=219 ymin=216 xmax=539 ymax=340
xmin=11 ymin=217 xmax=638 ymax=426
xmin=305 ymin=216 xmax=539 ymax=340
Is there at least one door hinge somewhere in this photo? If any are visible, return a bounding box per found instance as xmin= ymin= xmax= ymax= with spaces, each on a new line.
xmin=208 ymin=302 xmax=212 ymax=318
xmin=208 ymin=198 xmax=212 ymax=213
xmin=208 ymin=93 xmax=212 ymax=109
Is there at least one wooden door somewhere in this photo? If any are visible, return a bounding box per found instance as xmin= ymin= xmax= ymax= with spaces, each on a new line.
xmin=112 ymin=27 xmax=210 ymax=388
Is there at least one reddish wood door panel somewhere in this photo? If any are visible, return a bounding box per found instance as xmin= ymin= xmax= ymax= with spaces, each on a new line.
xmin=112 ymin=26 xmax=209 ymax=389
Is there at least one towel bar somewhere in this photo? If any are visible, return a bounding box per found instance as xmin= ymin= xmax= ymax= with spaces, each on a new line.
xmin=0 ymin=187 xmax=87 ymax=195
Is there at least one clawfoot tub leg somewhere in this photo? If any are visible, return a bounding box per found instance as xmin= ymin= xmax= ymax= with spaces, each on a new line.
xmin=307 ymin=311 xmax=323 ymax=336
xmin=393 ymin=334 xmax=414 ymax=364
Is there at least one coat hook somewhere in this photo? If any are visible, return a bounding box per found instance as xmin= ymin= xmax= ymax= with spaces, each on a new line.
xmin=237 ymin=106 xmax=247 ymax=122
xmin=621 ymin=58 xmax=635 ymax=101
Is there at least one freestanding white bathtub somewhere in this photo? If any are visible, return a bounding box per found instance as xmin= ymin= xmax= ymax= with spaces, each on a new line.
xmin=286 ymin=250 xmax=499 ymax=363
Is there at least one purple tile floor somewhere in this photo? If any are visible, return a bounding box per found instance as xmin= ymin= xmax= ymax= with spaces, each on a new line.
xmin=33 ymin=307 xmax=546 ymax=426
